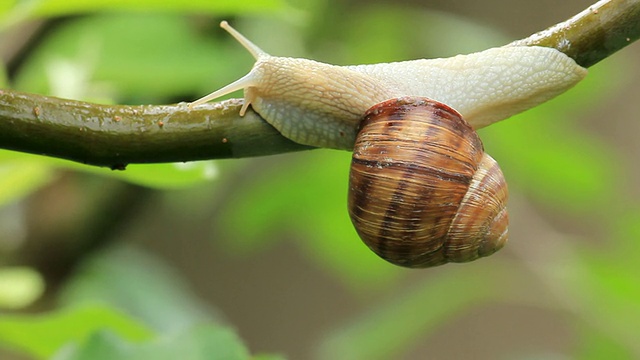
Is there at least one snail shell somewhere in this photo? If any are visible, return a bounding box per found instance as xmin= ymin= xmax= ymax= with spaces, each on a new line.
xmin=348 ymin=97 xmax=508 ymax=267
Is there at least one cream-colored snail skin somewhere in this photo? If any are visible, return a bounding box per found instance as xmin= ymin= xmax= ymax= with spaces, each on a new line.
xmin=348 ymin=97 xmax=508 ymax=268
xmin=189 ymin=21 xmax=587 ymax=150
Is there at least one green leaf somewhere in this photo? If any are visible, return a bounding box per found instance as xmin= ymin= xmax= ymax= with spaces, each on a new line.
xmin=65 ymin=161 xmax=220 ymax=189
xmin=13 ymin=14 xmax=238 ymax=101
xmin=0 ymin=267 xmax=44 ymax=309
xmin=23 ymin=0 xmax=289 ymax=17
xmin=0 ymin=0 xmax=297 ymax=29
xmin=0 ymin=149 xmax=217 ymax=189
xmin=0 ymin=161 xmax=55 ymax=206
xmin=0 ymin=1 xmax=15 ymax=16
xmin=59 ymin=244 xmax=218 ymax=333
xmin=54 ymin=325 xmax=253 ymax=360
xmin=0 ymin=303 xmax=154 ymax=359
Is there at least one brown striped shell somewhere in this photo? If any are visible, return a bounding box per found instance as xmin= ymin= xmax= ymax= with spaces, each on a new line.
xmin=348 ymin=97 xmax=508 ymax=268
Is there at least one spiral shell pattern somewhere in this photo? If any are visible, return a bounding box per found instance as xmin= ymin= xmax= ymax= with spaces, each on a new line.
xmin=348 ymin=97 xmax=508 ymax=268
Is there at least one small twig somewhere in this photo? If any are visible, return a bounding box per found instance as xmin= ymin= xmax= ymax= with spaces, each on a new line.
xmin=0 ymin=0 xmax=638 ymax=168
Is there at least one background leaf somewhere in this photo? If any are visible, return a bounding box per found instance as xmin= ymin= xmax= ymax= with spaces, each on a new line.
xmin=13 ymin=14 xmax=247 ymax=102
xmin=0 ymin=267 xmax=44 ymax=309
xmin=53 ymin=325 xmax=253 ymax=360
xmin=59 ymin=244 xmax=219 ymax=334
xmin=0 ymin=304 xmax=153 ymax=359
xmin=0 ymin=0 xmax=296 ymax=30
xmin=0 ymin=161 xmax=54 ymax=207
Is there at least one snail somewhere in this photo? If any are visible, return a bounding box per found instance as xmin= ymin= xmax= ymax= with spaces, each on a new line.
xmin=189 ymin=21 xmax=587 ymax=267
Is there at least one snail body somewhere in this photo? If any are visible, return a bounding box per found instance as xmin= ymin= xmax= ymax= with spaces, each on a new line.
xmin=349 ymin=97 xmax=508 ymax=267
xmin=189 ymin=21 xmax=587 ymax=150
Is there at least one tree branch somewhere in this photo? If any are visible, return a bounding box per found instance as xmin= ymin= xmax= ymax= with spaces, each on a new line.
xmin=1 ymin=0 xmax=638 ymax=168
xmin=0 ymin=91 xmax=310 ymax=169
xmin=510 ymin=0 xmax=640 ymax=68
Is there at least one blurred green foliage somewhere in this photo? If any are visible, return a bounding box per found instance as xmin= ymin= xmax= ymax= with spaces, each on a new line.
xmin=0 ymin=303 xmax=154 ymax=358
xmin=0 ymin=267 xmax=43 ymax=309
xmin=0 ymin=0 xmax=639 ymax=359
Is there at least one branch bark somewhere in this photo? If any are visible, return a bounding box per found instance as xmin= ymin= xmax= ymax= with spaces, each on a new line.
xmin=510 ymin=0 xmax=640 ymax=68
xmin=0 ymin=93 xmax=310 ymax=169
xmin=1 ymin=0 xmax=638 ymax=168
